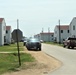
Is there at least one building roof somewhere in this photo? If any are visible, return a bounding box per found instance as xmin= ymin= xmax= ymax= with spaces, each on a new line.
xmin=6 ymin=26 xmax=11 ymax=30
xmin=70 ymin=17 xmax=76 ymax=25
xmin=56 ymin=25 xmax=69 ymax=30
xmin=40 ymin=32 xmax=54 ymax=34
xmin=0 ymin=18 xmax=4 ymax=23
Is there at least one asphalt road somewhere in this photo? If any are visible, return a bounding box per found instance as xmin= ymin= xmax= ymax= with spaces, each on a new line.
xmin=42 ymin=43 xmax=76 ymax=75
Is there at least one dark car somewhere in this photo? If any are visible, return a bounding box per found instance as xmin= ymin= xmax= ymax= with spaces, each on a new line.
xmin=63 ymin=37 xmax=76 ymax=49
xmin=26 ymin=38 xmax=41 ymax=51
xmin=23 ymin=40 xmax=27 ymax=46
xmin=23 ymin=38 xmax=28 ymax=46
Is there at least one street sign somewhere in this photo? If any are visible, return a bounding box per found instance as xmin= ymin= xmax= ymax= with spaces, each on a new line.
xmin=12 ymin=29 xmax=23 ymax=42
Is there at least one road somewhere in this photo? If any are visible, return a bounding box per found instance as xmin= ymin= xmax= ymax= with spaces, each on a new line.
xmin=42 ymin=43 xmax=76 ymax=75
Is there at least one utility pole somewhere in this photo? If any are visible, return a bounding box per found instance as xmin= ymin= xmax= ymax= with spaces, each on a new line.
xmin=48 ymin=27 xmax=50 ymax=33
xmin=59 ymin=20 xmax=61 ymax=44
xmin=42 ymin=28 xmax=44 ymax=33
xmin=42 ymin=28 xmax=44 ymax=41
xmin=48 ymin=27 xmax=50 ymax=42
xmin=16 ymin=19 xmax=21 ymax=66
xmin=17 ymin=19 xmax=19 ymax=29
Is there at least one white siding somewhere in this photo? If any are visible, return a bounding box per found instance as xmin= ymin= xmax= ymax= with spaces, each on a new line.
xmin=0 ymin=23 xmax=2 ymax=45
xmin=0 ymin=19 xmax=6 ymax=46
xmin=60 ymin=30 xmax=69 ymax=42
xmin=35 ymin=33 xmax=54 ymax=42
xmin=6 ymin=29 xmax=11 ymax=44
xmin=70 ymin=17 xmax=76 ymax=37
xmin=54 ymin=25 xmax=69 ymax=43
xmin=40 ymin=34 xmax=54 ymax=42
xmin=54 ymin=26 xmax=59 ymax=42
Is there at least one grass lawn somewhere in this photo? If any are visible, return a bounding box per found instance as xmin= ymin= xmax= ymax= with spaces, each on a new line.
xmin=0 ymin=42 xmax=23 ymax=52
xmin=0 ymin=53 xmax=35 ymax=74
xmin=0 ymin=42 xmax=35 ymax=75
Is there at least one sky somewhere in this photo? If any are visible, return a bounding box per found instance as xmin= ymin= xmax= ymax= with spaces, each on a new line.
xmin=0 ymin=0 xmax=76 ymax=37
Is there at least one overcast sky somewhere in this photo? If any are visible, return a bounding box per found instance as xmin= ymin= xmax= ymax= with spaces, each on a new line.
xmin=0 ymin=0 xmax=76 ymax=37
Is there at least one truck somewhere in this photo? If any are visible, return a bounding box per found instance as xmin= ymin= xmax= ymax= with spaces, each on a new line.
xmin=63 ymin=37 xmax=76 ymax=49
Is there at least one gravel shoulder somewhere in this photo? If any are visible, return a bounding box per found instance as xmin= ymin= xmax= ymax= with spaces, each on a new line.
xmin=3 ymin=47 xmax=62 ymax=75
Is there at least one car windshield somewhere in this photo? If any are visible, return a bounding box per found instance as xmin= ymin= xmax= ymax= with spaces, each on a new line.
xmin=29 ymin=38 xmax=39 ymax=42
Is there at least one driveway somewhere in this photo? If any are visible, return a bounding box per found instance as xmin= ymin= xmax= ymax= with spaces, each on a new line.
xmin=42 ymin=43 xmax=76 ymax=75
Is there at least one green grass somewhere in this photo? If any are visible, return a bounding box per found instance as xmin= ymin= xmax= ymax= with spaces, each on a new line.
xmin=0 ymin=53 xmax=35 ymax=74
xmin=0 ymin=42 xmax=35 ymax=74
xmin=0 ymin=42 xmax=24 ymax=52
xmin=10 ymin=42 xmax=23 ymax=47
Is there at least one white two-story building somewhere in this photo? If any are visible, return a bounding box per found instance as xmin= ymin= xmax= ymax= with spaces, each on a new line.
xmin=69 ymin=17 xmax=76 ymax=37
xmin=34 ymin=32 xmax=54 ymax=42
xmin=54 ymin=25 xmax=70 ymax=43
xmin=6 ymin=26 xmax=11 ymax=44
xmin=0 ymin=18 xmax=6 ymax=46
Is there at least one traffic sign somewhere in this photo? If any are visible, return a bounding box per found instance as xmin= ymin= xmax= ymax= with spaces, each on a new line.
xmin=12 ymin=29 xmax=23 ymax=42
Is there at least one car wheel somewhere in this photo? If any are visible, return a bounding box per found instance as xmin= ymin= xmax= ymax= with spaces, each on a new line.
xmin=27 ymin=47 xmax=30 ymax=50
xmin=67 ymin=46 xmax=70 ymax=49
xmin=72 ymin=46 xmax=74 ymax=49
xmin=63 ymin=45 xmax=66 ymax=48
xmin=39 ymin=47 xmax=41 ymax=51
xmin=23 ymin=43 xmax=25 ymax=46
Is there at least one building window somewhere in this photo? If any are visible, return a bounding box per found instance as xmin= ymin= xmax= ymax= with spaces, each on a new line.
xmin=4 ymin=36 xmax=6 ymax=42
xmin=73 ymin=25 xmax=75 ymax=30
xmin=61 ymin=30 xmax=63 ymax=33
xmin=67 ymin=30 xmax=69 ymax=33
xmin=52 ymin=38 xmax=53 ymax=40
xmin=6 ymin=30 xmax=8 ymax=33
xmin=51 ymin=35 xmax=53 ymax=37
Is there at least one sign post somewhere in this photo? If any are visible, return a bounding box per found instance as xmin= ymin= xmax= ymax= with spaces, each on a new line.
xmin=12 ymin=19 xmax=23 ymax=66
xmin=16 ymin=29 xmax=21 ymax=66
xmin=16 ymin=19 xmax=21 ymax=66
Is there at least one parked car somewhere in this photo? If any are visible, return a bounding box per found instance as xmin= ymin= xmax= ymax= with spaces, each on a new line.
xmin=40 ymin=40 xmax=44 ymax=43
xmin=23 ymin=38 xmax=28 ymax=46
xmin=63 ymin=37 xmax=76 ymax=49
xmin=26 ymin=38 xmax=41 ymax=51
